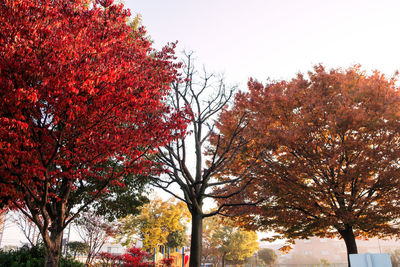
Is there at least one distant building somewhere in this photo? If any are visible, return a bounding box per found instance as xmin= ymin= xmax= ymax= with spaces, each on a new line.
xmin=99 ymin=242 xmax=126 ymax=255
xmin=279 ymin=236 xmax=400 ymax=265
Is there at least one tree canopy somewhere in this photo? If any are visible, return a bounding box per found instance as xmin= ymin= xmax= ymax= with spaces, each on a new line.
xmin=117 ymin=197 xmax=190 ymax=250
xmin=84 ymin=170 xmax=151 ymax=222
xmin=201 ymin=216 xmax=259 ymax=267
xmin=215 ymin=65 xmax=400 ymax=263
xmin=0 ymin=0 xmax=186 ymax=266
xmin=258 ymin=248 xmax=278 ymax=267
xmin=211 ymin=223 xmax=259 ymax=267
xmin=202 ymin=217 xmax=222 ymax=264
xmin=67 ymin=241 xmax=89 ymax=259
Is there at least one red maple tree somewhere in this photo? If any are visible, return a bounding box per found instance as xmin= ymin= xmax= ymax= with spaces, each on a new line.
xmin=0 ymin=0 xmax=186 ymax=266
xmin=215 ymin=66 xmax=400 ymax=266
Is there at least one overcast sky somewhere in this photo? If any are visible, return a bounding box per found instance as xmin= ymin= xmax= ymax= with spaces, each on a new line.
xmin=125 ymin=0 xmax=400 ymax=87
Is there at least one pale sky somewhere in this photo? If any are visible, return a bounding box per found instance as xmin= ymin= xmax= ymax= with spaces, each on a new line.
xmin=125 ymin=0 xmax=400 ymax=85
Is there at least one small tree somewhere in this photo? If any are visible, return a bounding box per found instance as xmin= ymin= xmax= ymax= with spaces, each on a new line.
xmin=74 ymin=212 xmax=118 ymax=265
xmin=66 ymin=241 xmax=89 ymax=259
xmin=201 ymin=217 xmax=222 ymax=265
xmin=117 ymin=197 xmax=190 ymax=250
xmin=258 ymin=248 xmax=278 ymax=267
xmin=210 ymin=222 xmax=259 ymax=267
xmin=321 ymin=258 xmax=331 ymax=267
xmin=166 ymin=230 xmax=186 ymax=249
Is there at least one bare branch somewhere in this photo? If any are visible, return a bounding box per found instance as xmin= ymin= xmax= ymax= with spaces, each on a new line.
xmin=152 ymin=53 xmax=254 ymax=234
xmin=203 ymin=199 xmax=265 ymax=218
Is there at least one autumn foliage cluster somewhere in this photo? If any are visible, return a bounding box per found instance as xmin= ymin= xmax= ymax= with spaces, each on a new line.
xmin=215 ymin=66 xmax=400 ymax=257
xmin=97 ymin=247 xmax=153 ymax=267
xmin=0 ymin=0 xmax=186 ymax=266
xmin=98 ymin=247 xmax=175 ymax=267
xmin=117 ymin=198 xmax=190 ymax=250
xmin=0 ymin=0 xmax=184 ymax=209
xmin=201 ymin=217 xmax=259 ymax=266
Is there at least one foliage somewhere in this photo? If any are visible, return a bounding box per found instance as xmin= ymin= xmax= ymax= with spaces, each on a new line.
xmin=166 ymin=230 xmax=186 ymax=249
xmin=88 ymin=173 xmax=150 ymax=222
xmin=97 ymin=247 xmax=152 ymax=267
xmin=117 ymin=197 xmax=190 ymax=250
xmin=74 ymin=211 xmax=117 ymax=265
xmin=66 ymin=241 xmax=88 ymax=259
xmin=320 ymin=258 xmax=331 ymax=266
xmin=0 ymin=244 xmax=84 ymax=267
xmin=122 ymin=247 xmax=153 ymax=267
xmin=201 ymin=216 xmax=223 ymax=264
xmin=161 ymin=257 xmax=175 ymax=267
xmin=258 ymin=248 xmax=278 ymax=267
xmin=129 ymin=14 xmax=143 ymax=31
xmin=0 ymin=0 xmax=186 ymax=265
xmin=97 ymin=252 xmax=123 ymax=267
xmin=215 ymin=65 xmax=400 ymax=258
xmin=208 ymin=219 xmax=258 ymax=266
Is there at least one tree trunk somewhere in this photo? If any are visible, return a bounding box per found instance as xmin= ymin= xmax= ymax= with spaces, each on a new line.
xmin=338 ymin=226 xmax=358 ymax=267
xmin=222 ymin=252 xmax=226 ymax=267
xmin=189 ymin=211 xmax=203 ymax=267
xmin=86 ymin=252 xmax=93 ymax=266
xmin=44 ymin=230 xmax=63 ymax=267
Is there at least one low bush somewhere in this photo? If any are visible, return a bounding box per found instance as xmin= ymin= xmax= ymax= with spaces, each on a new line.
xmin=0 ymin=244 xmax=84 ymax=267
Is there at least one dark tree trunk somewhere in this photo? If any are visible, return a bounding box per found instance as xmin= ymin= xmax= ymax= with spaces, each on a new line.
xmin=338 ymin=226 xmax=358 ymax=267
xmin=221 ymin=252 xmax=226 ymax=267
xmin=189 ymin=211 xmax=203 ymax=267
xmin=44 ymin=230 xmax=63 ymax=267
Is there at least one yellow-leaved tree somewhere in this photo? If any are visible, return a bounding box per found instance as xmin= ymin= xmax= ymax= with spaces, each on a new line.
xmin=117 ymin=197 xmax=190 ymax=250
xmin=210 ymin=220 xmax=259 ymax=267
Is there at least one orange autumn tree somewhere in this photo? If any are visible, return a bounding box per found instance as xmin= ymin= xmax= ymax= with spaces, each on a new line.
xmin=215 ymin=66 xmax=400 ymax=265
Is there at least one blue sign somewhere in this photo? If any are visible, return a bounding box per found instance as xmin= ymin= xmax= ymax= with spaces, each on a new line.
xmin=349 ymin=253 xmax=392 ymax=267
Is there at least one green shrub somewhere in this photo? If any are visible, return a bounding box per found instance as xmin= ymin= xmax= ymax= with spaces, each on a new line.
xmin=0 ymin=244 xmax=84 ymax=267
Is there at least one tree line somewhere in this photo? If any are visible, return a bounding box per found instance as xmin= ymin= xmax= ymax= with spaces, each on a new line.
xmin=2 ymin=1 xmax=400 ymax=267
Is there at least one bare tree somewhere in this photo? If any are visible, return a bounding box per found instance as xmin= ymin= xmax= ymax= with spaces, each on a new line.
xmin=12 ymin=212 xmax=42 ymax=247
xmin=152 ymin=53 xmax=257 ymax=267
xmin=74 ymin=211 xmax=118 ymax=266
